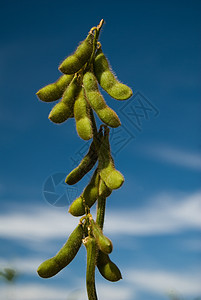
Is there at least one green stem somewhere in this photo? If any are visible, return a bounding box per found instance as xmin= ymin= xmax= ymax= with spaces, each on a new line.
xmin=87 ymin=19 xmax=104 ymax=70
xmin=96 ymin=196 xmax=106 ymax=230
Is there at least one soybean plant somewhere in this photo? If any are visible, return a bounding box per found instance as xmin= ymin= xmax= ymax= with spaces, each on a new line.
xmin=36 ymin=19 xmax=133 ymax=300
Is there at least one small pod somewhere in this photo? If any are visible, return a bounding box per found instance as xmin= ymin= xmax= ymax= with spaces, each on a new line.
xmin=83 ymin=236 xmax=98 ymax=300
xmin=69 ymin=169 xmax=100 ymax=216
xmin=83 ymin=70 xmax=121 ymax=128
xmin=98 ymin=130 xmax=124 ymax=190
xmin=99 ymin=178 xmax=112 ymax=198
xmin=90 ymin=218 xmax=113 ymax=254
xmin=36 ymin=74 xmax=74 ymax=102
xmin=66 ymin=130 xmax=103 ymax=185
xmin=48 ymin=75 xmax=81 ymax=124
xmin=97 ymin=251 xmax=122 ymax=282
xmin=37 ymin=224 xmax=83 ymax=278
xmin=94 ymin=47 xmax=133 ymax=100
xmin=74 ymin=87 xmax=93 ymax=140
xmin=59 ymin=33 xmax=94 ymax=74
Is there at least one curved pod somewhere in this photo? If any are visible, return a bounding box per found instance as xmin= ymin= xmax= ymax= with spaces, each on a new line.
xmin=36 ymin=74 xmax=74 ymax=102
xmin=69 ymin=169 xmax=100 ymax=216
xmin=98 ymin=131 xmax=124 ymax=190
xmin=97 ymin=251 xmax=122 ymax=282
xmin=83 ymin=71 xmax=121 ymax=128
xmin=37 ymin=224 xmax=83 ymax=278
xmin=59 ymin=33 xmax=94 ymax=74
xmin=94 ymin=47 xmax=133 ymax=100
xmin=74 ymin=88 xmax=93 ymax=140
xmin=48 ymin=75 xmax=81 ymax=123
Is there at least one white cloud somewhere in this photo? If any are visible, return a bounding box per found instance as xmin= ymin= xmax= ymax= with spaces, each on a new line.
xmin=126 ymin=268 xmax=201 ymax=297
xmin=0 ymin=284 xmax=73 ymax=300
xmin=142 ymin=144 xmax=201 ymax=171
xmin=0 ymin=282 xmax=133 ymax=300
xmin=0 ymin=191 xmax=201 ymax=243
xmin=105 ymin=191 xmax=201 ymax=235
xmin=0 ymin=206 xmax=79 ymax=241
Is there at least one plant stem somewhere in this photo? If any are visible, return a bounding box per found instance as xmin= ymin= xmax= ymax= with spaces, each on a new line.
xmin=96 ymin=196 xmax=106 ymax=230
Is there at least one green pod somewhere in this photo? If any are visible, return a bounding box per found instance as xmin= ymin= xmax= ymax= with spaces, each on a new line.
xmin=74 ymin=87 xmax=93 ymax=140
xmin=66 ymin=130 xmax=102 ymax=185
xmin=37 ymin=224 xmax=83 ymax=278
xmin=83 ymin=71 xmax=121 ymax=128
xmin=98 ymin=131 xmax=124 ymax=190
xmin=59 ymin=33 xmax=94 ymax=74
xmin=49 ymin=75 xmax=81 ymax=124
xmin=90 ymin=219 xmax=113 ymax=254
xmin=94 ymin=47 xmax=133 ymax=100
xmin=83 ymin=236 xmax=98 ymax=300
xmin=99 ymin=178 xmax=112 ymax=198
xmin=36 ymin=74 xmax=74 ymax=102
xmin=97 ymin=251 xmax=122 ymax=282
xmin=69 ymin=169 xmax=100 ymax=216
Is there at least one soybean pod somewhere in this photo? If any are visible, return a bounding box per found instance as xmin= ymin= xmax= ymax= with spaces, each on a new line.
xmin=99 ymin=178 xmax=112 ymax=198
xmin=37 ymin=224 xmax=83 ymax=278
xmin=83 ymin=70 xmax=121 ymax=128
xmin=59 ymin=33 xmax=94 ymax=75
xmin=65 ymin=130 xmax=102 ymax=185
xmin=83 ymin=236 xmax=98 ymax=300
xmin=74 ymin=87 xmax=93 ymax=140
xmin=94 ymin=46 xmax=133 ymax=100
xmin=98 ymin=128 xmax=124 ymax=190
xmin=90 ymin=218 xmax=113 ymax=254
xmin=48 ymin=75 xmax=81 ymax=124
xmin=36 ymin=74 xmax=74 ymax=102
xmin=69 ymin=169 xmax=100 ymax=216
xmin=97 ymin=251 xmax=122 ymax=282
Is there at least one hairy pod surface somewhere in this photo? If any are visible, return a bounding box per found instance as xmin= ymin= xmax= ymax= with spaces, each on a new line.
xmin=36 ymin=74 xmax=74 ymax=102
xmin=94 ymin=47 xmax=133 ymax=100
xmin=59 ymin=33 xmax=94 ymax=74
xmin=99 ymin=178 xmax=112 ymax=198
xmin=66 ymin=130 xmax=103 ymax=185
xmin=97 ymin=251 xmax=122 ymax=282
xmin=83 ymin=236 xmax=98 ymax=300
xmin=69 ymin=169 xmax=100 ymax=216
xmin=83 ymin=71 xmax=121 ymax=128
xmin=37 ymin=224 xmax=83 ymax=278
xmin=74 ymin=88 xmax=93 ymax=140
xmin=98 ymin=131 xmax=124 ymax=190
xmin=48 ymin=75 xmax=81 ymax=123
xmin=90 ymin=219 xmax=113 ymax=254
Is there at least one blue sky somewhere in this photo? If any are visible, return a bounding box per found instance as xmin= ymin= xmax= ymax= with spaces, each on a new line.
xmin=0 ymin=0 xmax=201 ymax=299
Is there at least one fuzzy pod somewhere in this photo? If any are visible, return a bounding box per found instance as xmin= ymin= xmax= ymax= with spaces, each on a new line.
xmin=66 ymin=130 xmax=103 ymax=185
xmin=97 ymin=251 xmax=122 ymax=282
xmin=98 ymin=131 xmax=124 ymax=190
xmin=69 ymin=169 xmax=100 ymax=216
xmin=59 ymin=33 xmax=94 ymax=74
xmin=83 ymin=71 xmax=121 ymax=128
xmin=48 ymin=75 xmax=81 ymax=123
xmin=36 ymin=74 xmax=74 ymax=102
xmin=98 ymin=178 xmax=112 ymax=198
xmin=37 ymin=224 xmax=83 ymax=278
xmin=74 ymin=87 xmax=93 ymax=140
xmin=83 ymin=236 xmax=98 ymax=300
xmin=90 ymin=219 xmax=113 ymax=254
xmin=94 ymin=47 xmax=133 ymax=100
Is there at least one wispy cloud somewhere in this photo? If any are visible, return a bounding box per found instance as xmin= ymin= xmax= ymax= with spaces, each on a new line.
xmin=0 ymin=191 xmax=201 ymax=243
xmin=126 ymin=268 xmax=201 ymax=297
xmin=0 ymin=284 xmax=73 ymax=300
xmin=141 ymin=144 xmax=201 ymax=171
xmin=0 ymin=283 xmax=133 ymax=300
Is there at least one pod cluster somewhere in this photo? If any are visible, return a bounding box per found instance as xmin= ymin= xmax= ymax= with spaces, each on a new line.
xmin=36 ymin=20 xmax=132 ymax=300
xmin=36 ymin=22 xmax=132 ymax=140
